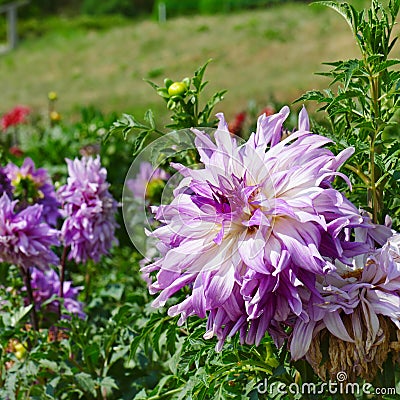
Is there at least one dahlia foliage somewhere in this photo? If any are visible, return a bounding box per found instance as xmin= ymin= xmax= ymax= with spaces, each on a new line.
xmin=143 ymin=106 xmax=399 ymax=377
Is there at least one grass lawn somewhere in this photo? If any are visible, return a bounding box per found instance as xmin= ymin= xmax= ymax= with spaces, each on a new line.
xmin=0 ymin=1 xmax=371 ymax=121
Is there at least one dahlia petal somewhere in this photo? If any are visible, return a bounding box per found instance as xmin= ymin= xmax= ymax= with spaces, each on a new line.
xmin=238 ymin=230 xmax=266 ymax=273
xmin=298 ymin=105 xmax=310 ymax=132
xmin=253 ymin=106 xmax=290 ymax=149
xmin=324 ymin=312 xmax=354 ymax=343
xmin=290 ymin=319 xmax=316 ymax=360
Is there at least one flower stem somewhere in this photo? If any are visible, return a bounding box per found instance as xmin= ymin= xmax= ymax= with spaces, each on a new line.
xmin=84 ymin=259 xmax=94 ymax=303
xmin=368 ymin=73 xmax=382 ymax=224
xmin=20 ymin=267 xmax=38 ymax=331
xmin=58 ymin=246 xmax=69 ymax=319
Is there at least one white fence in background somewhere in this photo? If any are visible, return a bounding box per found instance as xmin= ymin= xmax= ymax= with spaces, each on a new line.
xmin=0 ymin=1 xmax=28 ymax=54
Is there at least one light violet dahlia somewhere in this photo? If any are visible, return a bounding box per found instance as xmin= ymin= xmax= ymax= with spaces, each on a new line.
xmin=29 ymin=266 xmax=85 ymax=319
xmin=290 ymin=234 xmax=400 ymax=381
xmin=142 ymin=106 xmax=374 ymax=350
xmin=127 ymin=161 xmax=170 ymax=201
xmin=0 ymin=193 xmax=59 ymax=270
xmin=5 ymin=158 xmax=60 ymax=227
xmin=57 ymin=156 xmax=118 ymax=263
xmin=0 ymin=166 xmax=13 ymax=199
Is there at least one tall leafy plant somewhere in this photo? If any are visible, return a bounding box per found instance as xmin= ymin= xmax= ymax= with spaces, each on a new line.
xmin=299 ymin=0 xmax=400 ymax=227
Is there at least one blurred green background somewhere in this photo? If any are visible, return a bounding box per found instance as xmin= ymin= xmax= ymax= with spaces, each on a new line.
xmin=0 ymin=0 xmax=371 ymax=121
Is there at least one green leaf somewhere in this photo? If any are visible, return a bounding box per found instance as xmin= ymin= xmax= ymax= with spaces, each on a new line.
xmin=199 ymin=90 xmax=227 ymax=124
xmin=129 ymin=335 xmax=142 ymax=360
xmin=192 ymin=59 xmax=212 ymax=91
xmin=109 ymin=113 xmax=149 ymax=141
xmin=133 ymin=389 xmax=148 ymax=400
xmin=10 ymin=305 xmax=33 ymax=327
xmin=144 ymin=109 xmax=156 ymax=130
xmin=99 ymin=376 xmax=118 ymax=390
xmin=373 ymin=59 xmax=400 ymax=74
xmin=313 ymin=1 xmax=359 ymax=32
xmin=144 ymin=78 xmax=160 ymax=91
xmin=132 ymin=131 xmax=150 ymax=158
xmin=151 ymin=319 xmax=164 ymax=356
xmin=39 ymin=359 xmax=58 ymax=372
xmin=75 ymin=372 xmax=97 ymax=397
xmin=167 ymin=322 xmax=178 ymax=355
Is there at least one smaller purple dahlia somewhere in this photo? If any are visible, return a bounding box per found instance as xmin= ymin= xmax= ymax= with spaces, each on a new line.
xmin=29 ymin=267 xmax=85 ymax=319
xmin=0 ymin=193 xmax=59 ymax=270
xmin=5 ymin=158 xmax=60 ymax=226
xmin=0 ymin=166 xmax=13 ymax=199
xmin=127 ymin=161 xmax=170 ymax=201
xmin=57 ymin=156 xmax=118 ymax=263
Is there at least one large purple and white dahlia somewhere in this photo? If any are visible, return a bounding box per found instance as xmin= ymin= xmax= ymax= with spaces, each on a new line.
xmin=142 ymin=106 xmax=375 ymax=350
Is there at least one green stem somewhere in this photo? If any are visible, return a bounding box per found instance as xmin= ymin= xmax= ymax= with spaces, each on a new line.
xmin=343 ymin=164 xmax=370 ymax=186
xmin=58 ymin=246 xmax=69 ymax=319
xmin=147 ymin=387 xmax=186 ymax=400
xmin=369 ymin=138 xmax=379 ymax=224
xmin=20 ymin=267 xmax=39 ymax=331
xmin=85 ymin=259 xmax=95 ymax=303
xmin=369 ymin=73 xmax=381 ymax=224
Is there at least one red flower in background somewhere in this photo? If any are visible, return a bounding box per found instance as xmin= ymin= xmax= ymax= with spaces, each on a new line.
xmin=1 ymin=106 xmax=30 ymax=131
xmin=9 ymin=146 xmax=24 ymax=157
xmin=228 ymin=111 xmax=247 ymax=136
xmin=259 ymin=105 xmax=275 ymax=117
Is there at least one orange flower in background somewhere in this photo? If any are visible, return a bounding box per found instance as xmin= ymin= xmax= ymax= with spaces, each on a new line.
xmin=1 ymin=106 xmax=30 ymax=132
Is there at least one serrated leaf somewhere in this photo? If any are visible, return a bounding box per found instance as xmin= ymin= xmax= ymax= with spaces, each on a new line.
xmin=132 ymin=131 xmax=150 ymax=158
xmin=10 ymin=305 xmax=33 ymax=327
xmin=192 ymin=59 xmax=212 ymax=91
xmin=39 ymin=359 xmax=58 ymax=371
xmin=294 ymin=90 xmax=330 ymax=103
xmin=313 ymin=1 xmax=359 ymax=32
xmin=144 ymin=109 xmax=156 ymax=129
xmin=110 ymin=114 xmax=149 ymax=140
xmin=129 ymin=335 xmax=143 ymax=360
xmin=100 ymin=376 xmax=118 ymax=390
xmin=151 ymin=319 xmax=164 ymax=356
xmin=373 ymin=59 xmax=400 ymax=74
xmin=144 ymin=78 xmax=160 ymax=91
xmin=167 ymin=322 xmax=177 ymax=355
xmin=75 ymin=372 xmax=97 ymax=397
xmin=133 ymin=389 xmax=148 ymax=400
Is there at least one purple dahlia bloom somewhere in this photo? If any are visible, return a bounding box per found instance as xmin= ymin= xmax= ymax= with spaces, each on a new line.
xmin=29 ymin=266 xmax=85 ymax=319
xmin=57 ymin=156 xmax=118 ymax=263
xmin=0 ymin=193 xmax=59 ymax=270
xmin=127 ymin=162 xmax=170 ymax=200
xmin=143 ymin=106 xmax=373 ymax=350
xmin=5 ymin=158 xmax=60 ymax=226
xmin=0 ymin=166 xmax=12 ymax=199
